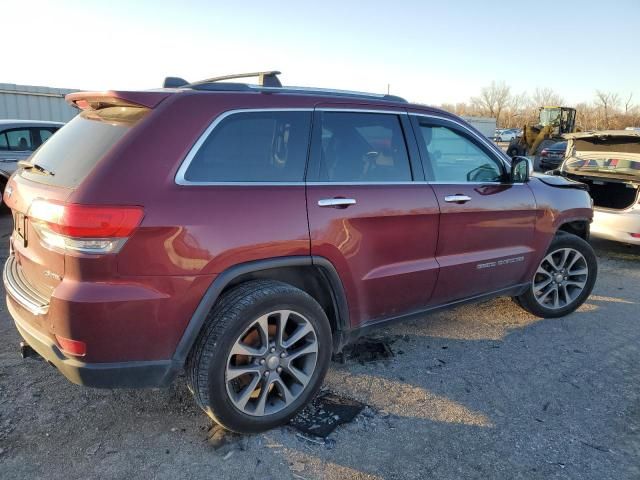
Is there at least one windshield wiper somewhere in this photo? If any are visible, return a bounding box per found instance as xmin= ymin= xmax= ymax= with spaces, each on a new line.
xmin=17 ymin=160 xmax=55 ymax=176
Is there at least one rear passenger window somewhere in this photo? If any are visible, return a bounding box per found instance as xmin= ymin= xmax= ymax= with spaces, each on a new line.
xmin=6 ymin=129 xmax=33 ymax=151
xmin=418 ymin=124 xmax=503 ymax=183
xmin=0 ymin=133 xmax=7 ymax=150
xmin=184 ymin=111 xmax=311 ymax=183
xmin=318 ymin=112 xmax=411 ymax=182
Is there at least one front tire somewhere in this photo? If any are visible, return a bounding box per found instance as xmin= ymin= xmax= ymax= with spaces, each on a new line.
xmin=516 ymin=233 xmax=597 ymax=318
xmin=186 ymin=280 xmax=332 ymax=433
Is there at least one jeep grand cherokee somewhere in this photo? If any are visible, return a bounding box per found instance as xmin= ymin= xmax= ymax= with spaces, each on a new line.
xmin=3 ymin=71 xmax=597 ymax=433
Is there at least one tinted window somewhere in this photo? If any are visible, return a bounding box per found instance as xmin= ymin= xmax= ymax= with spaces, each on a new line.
xmin=184 ymin=111 xmax=311 ymax=183
xmin=0 ymin=133 xmax=7 ymax=150
xmin=318 ymin=112 xmax=411 ymax=182
xmin=6 ymin=129 xmax=33 ymax=151
xmin=419 ymin=124 xmax=503 ymax=182
xmin=39 ymin=128 xmax=55 ymax=144
xmin=21 ymin=107 xmax=148 ymax=188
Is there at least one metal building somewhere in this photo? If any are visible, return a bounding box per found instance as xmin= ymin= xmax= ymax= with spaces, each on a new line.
xmin=0 ymin=83 xmax=79 ymax=123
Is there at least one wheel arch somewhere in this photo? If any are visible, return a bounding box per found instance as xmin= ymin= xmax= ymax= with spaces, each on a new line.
xmin=172 ymin=256 xmax=350 ymax=366
xmin=557 ymin=219 xmax=590 ymax=240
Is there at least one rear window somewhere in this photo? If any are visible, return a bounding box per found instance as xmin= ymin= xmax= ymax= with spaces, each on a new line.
xmin=20 ymin=106 xmax=148 ymax=188
xmin=183 ymin=111 xmax=311 ymax=183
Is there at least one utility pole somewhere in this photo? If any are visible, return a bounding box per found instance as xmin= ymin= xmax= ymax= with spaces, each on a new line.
xmin=387 ymin=83 xmax=390 ymax=95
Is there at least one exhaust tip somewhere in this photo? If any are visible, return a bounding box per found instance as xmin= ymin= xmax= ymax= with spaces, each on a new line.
xmin=19 ymin=341 xmax=39 ymax=359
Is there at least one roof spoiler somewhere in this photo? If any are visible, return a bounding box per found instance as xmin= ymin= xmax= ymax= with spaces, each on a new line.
xmin=65 ymin=90 xmax=171 ymax=110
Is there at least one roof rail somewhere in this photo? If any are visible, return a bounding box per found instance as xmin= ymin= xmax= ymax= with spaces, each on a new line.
xmin=187 ymin=71 xmax=282 ymax=88
xmin=161 ymin=71 xmax=407 ymax=103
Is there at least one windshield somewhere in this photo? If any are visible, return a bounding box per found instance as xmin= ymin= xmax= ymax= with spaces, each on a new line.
xmin=539 ymin=108 xmax=561 ymax=127
xmin=20 ymin=106 xmax=149 ymax=188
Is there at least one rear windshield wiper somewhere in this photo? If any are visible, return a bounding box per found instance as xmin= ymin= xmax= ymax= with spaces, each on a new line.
xmin=18 ymin=160 xmax=55 ymax=176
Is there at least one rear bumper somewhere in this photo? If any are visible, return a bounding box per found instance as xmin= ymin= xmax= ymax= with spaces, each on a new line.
xmin=591 ymin=208 xmax=640 ymax=245
xmin=8 ymin=296 xmax=179 ymax=388
xmin=539 ymin=159 xmax=562 ymax=171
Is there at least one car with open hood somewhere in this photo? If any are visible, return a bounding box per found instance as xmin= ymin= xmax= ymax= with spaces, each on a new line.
xmin=559 ymin=130 xmax=640 ymax=245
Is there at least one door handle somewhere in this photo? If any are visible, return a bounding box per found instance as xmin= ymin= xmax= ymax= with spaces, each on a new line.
xmin=444 ymin=194 xmax=471 ymax=203
xmin=318 ymin=198 xmax=357 ymax=208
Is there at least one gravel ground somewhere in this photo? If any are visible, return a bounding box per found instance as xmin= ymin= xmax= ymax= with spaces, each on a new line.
xmin=0 ymin=212 xmax=638 ymax=480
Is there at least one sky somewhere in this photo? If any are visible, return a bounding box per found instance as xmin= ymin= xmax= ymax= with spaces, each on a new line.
xmin=2 ymin=0 xmax=639 ymax=106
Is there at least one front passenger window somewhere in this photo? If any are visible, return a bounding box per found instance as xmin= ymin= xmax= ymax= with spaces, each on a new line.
xmin=419 ymin=125 xmax=503 ymax=183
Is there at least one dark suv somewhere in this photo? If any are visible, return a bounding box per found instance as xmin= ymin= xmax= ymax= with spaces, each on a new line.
xmin=3 ymin=71 xmax=597 ymax=433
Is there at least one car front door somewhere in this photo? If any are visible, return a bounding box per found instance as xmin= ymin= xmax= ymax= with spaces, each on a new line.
xmin=306 ymin=107 xmax=440 ymax=328
xmin=411 ymin=114 xmax=537 ymax=305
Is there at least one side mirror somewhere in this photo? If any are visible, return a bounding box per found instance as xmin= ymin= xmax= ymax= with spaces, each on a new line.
xmin=510 ymin=156 xmax=532 ymax=183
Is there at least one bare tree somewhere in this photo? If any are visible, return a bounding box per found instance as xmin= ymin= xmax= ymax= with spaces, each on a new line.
xmin=436 ymin=86 xmax=638 ymax=131
xmin=595 ymin=90 xmax=621 ymax=129
xmin=624 ymin=93 xmax=633 ymax=114
xmin=505 ymin=91 xmax=529 ymax=127
xmin=531 ymin=87 xmax=564 ymax=107
xmin=471 ymin=81 xmax=511 ymax=126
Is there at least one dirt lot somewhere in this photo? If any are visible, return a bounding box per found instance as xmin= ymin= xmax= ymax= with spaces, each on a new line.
xmin=0 ymin=213 xmax=638 ymax=480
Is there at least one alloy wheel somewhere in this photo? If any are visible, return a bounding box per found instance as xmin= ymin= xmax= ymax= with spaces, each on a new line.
xmin=225 ymin=310 xmax=318 ymax=417
xmin=533 ymin=248 xmax=589 ymax=310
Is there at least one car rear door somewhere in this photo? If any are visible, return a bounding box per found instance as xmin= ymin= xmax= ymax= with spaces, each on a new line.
xmin=410 ymin=113 xmax=537 ymax=305
xmin=306 ymin=106 xmax=440 ymax=328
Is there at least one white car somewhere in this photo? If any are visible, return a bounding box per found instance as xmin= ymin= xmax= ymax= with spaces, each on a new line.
xmin=560 ymin=130 xmax=640 ymax=245
xmin=494 ymin=128 xmax=521 ymax=142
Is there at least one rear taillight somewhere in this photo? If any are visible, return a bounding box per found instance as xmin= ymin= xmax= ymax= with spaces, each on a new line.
xmin=631 ymin=233 xmax=640 ymax=238
xmin=28 ymin=200 xmax=144 ymax=254
xmin=541 ymin=149 xmax=548 ymax=157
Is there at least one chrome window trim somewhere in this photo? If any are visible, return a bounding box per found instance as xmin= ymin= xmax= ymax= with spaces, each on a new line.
xmin=316 ymin=108 xmax=408 ymax=115
xmin=175 ymin=108 xmax=314 ymax=186
xmin=423 ymin=181 xmax=507 ymax=185
xmin=175 ymin=107 xmax=513 ymax=187
xmin=307 ymin=181 xmax=427 ymax=186
xmin=178 ymin=181 xmax=306 ymax=186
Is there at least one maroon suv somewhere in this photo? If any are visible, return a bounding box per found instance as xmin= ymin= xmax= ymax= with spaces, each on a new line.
xmin=3 ymin=71 xmax=597 ymax=433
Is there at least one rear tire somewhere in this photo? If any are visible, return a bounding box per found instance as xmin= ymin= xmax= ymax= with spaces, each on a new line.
xmin=186 ymin=280 xmax=332 ymax=433
xmin=516 ymin=233 xmax=597 ymax=318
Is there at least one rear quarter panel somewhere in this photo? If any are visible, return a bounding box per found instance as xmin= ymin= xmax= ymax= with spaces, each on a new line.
xmin=69 ymin=92 xmax=315 ymax=276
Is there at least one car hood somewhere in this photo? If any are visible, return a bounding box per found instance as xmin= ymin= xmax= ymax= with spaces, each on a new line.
xmin=532 ymin=173 xmax=589 ymax=190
